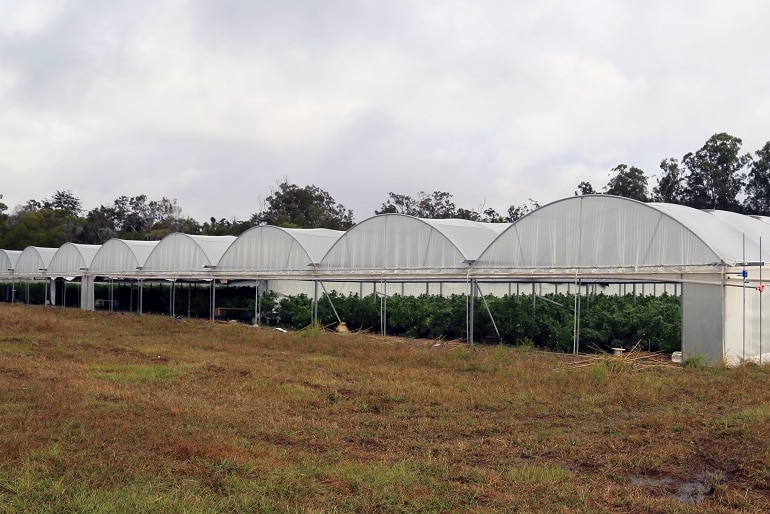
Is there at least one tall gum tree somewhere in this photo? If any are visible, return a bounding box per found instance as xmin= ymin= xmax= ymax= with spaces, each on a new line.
xmin=604 ymin=164 xmax=649 ymax=201
xmin=681 ymin=133 xmax=750 ymax=211
xmin=744 ymin=141 xmax=770 ymax=215
xmin=653 ymin=158 xmax=683 ymax=203
xmin=375 ymin=191 xmax=458 ymax=219
xmin=574 ymin=181 xmax=597 ymax=195
xmin=252 ymin=180 xmax=354 ymax=230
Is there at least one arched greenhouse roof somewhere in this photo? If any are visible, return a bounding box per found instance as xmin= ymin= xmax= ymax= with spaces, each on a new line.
xmin=47 ymin=243 xmax=101 ymax=277
xmin=142 ymin=233 xmax=236 ymax=276
xmin=217 ymin=226 xmax=343 ymax=273
xmin=320 ymin=214 xmax=509 ymax=273
xmin=476 ymin=195 xmax=765 ymax=273
xmin=648 ymin=203 xmax=767 ymax=263
xmin=13 ymin=246 xmax=59 ymax=277
xmin=0 ymin=250 xmax=21 ymax=273
xmin=6 ymin=196 xmax=770 ymax=284
xmin=89 ymin=239 xmax=160 ymax=275
xmin=702 ymin=209 xmax=770 ymax=260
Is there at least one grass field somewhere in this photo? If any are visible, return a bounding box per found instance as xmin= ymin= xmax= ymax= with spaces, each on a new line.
xmin=1 ymin=303 xmax=770 ymax=512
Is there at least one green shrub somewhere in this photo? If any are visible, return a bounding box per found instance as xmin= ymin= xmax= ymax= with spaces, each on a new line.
xmin=683 ymin=355 xmax=707 ymax=368
xmin=241 ymin=289 xmax=682 ymax=357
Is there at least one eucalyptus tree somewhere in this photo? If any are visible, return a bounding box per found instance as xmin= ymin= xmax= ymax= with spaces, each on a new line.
xmin=253 ymin=180 xmax=354 ymax=230
xmin=376 ymin=191 xmax=458 ymax=219
xmin=680 ymin=133 xmax=750 ymax=211
xmin=506 ymin=199 xmax=541 ymax=221
xmin=652 ymin=158 xmax=684 ymax=204
xmin=743 ymin=141 xmax=770 ymax=215
xmin=574 ymin=181 xmax=596 ymax=195
xmin=44 ymin=190 xmax=82 ymax=216
xmin=604 ymin=164 xmax=649 ymax=201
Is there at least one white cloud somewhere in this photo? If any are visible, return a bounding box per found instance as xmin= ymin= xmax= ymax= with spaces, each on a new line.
xmin=1 ymin=0 xmax=769 ymax=223
xmin=0 ymin=0 xmax=63 ymax=36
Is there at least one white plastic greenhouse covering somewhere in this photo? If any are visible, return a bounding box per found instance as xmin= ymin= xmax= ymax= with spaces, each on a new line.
xmin=217 ymin=226 xmax=343 ymax=275
xmin=477 ymin=197 xmax=723 ymax=273
xmin=214 ymin=226 xmax=345 ymax=297
xmin=13 ymin=246 xmax=59 ymax=277
xmin=320 ymin=214 xmax=508 ymax=276
xmin=76 ymin=240 xmax=161 ymax=310
xmin=142 ymin=234 xmax=236 ymax=276
xmin=47 ymin=243 xmax=101 ymax=277
xmin=89 ymin=239 xmax=160 ymax=275
xmin=0 ymin=249 xmax=21 ymax=273
xmin=3 ymin=194 xmax=770 ymax=365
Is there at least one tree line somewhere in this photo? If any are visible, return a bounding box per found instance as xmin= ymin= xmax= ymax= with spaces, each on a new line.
xmin=0 ymin=183 xmax=539 ymax=250
xmin=1 ymin=132 xmax=768 ymax=250
xmin=577 ymin=132 xmax=770 ymax=213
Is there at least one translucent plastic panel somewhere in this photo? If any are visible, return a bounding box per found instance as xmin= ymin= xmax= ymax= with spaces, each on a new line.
xmin=218 ymin=228 xmax=307 ymax=271
xmin=704 ymin=210 xmax=770 ymax=262
xmin=422 ymin=219 xmax=509 ymax=260
xmin=478 ymin=196 xmax=722 ymax=270
xmin=650 ymin=204 xmax=761 ymax=264
xmin=189 ymin=235 xmax=237 ymax=265
xmin=321 ymin=215 xmax=467 ymax=271
xmin=217 ymin=227 xmax=342 ymax=271
xmin=144 ymin=234 xmax=235 ymax=272
xmin=282 ymin=228 xmax=345 ymax=263
xmin=90 ymin=239 xmax=159 ymax=274
xmin=0 ymin=250 xmax=21 ymax=272
xmin=14 ymin=246 xmax=58 ymax=274
xmin=48 ymin=244 xmax=101 ymax=275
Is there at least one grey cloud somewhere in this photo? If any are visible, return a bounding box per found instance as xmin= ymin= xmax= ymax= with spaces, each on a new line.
xmin=0 ymin=2 xmax=144 ymax=108
xmin=1 ymin=0 xmax=769 ymax=225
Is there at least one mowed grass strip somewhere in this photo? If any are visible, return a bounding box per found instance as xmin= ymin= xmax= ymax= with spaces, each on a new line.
xmin=1 ymin=303 xmax=770 ymax=512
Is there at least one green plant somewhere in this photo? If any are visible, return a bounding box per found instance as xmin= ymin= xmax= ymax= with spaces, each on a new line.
xmin=683 ymin=355 xmax=707 ymax=368
xmin=298 ymin=321 xmax=326 ymax=338
xmin=517 ymin=336 xmax=536 ymax=353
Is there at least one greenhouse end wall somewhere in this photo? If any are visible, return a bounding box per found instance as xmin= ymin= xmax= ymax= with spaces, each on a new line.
xmin=682 ymin=282 xmax=724 ymax=365
xmin=723 ymin=281 xmax=770 ymax=365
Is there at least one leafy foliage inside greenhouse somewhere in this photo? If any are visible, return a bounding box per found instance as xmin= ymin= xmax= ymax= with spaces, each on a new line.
xmin=10 ymin=281 xmax=680 ymax=354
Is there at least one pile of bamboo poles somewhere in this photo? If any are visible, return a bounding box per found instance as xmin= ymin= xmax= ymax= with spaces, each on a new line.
xmin=569 ymin=342 xmax=680 ymax=371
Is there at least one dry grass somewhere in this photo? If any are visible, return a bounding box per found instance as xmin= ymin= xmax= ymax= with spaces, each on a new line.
xmin=2 ymin=303 xmax=770 ymax=512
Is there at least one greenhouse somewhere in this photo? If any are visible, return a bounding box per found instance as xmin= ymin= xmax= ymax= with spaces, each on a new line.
xmin=82 ymin=239 xmax=161 ymax=310
xmin=46 ymin=243 xmax=101 ymax=274
xmin=216 ymin=226 xmax=344 ymax=298
xmin=90 ymin=239 xmax=161 ymax=275
xmin=2 ymin=194 xmax=770 ymax=365
xmin=13 ymin=246 xmax=59 ymax=277
xmin=317 ymin=214 xmax=508 ymax=298
xmin=0 ymin=249 xmax=21 ymax=273
xmin=142 ymin=234 xmax=237 ymax=277
xmin=4 ymin=246 xmax=59 ymax=306
xmin=0 ymin=250 xmax=22 ymax=302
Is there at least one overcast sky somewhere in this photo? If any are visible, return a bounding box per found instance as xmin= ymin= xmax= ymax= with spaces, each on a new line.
xmin=1 ymin=0 xmax=769 ymax=223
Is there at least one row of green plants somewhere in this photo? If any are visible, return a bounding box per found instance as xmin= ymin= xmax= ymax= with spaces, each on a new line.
xmin=279 ymin=290 xmax=681 ymax=353
xmin=1 ymin=281 xmax=681 ymax=353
